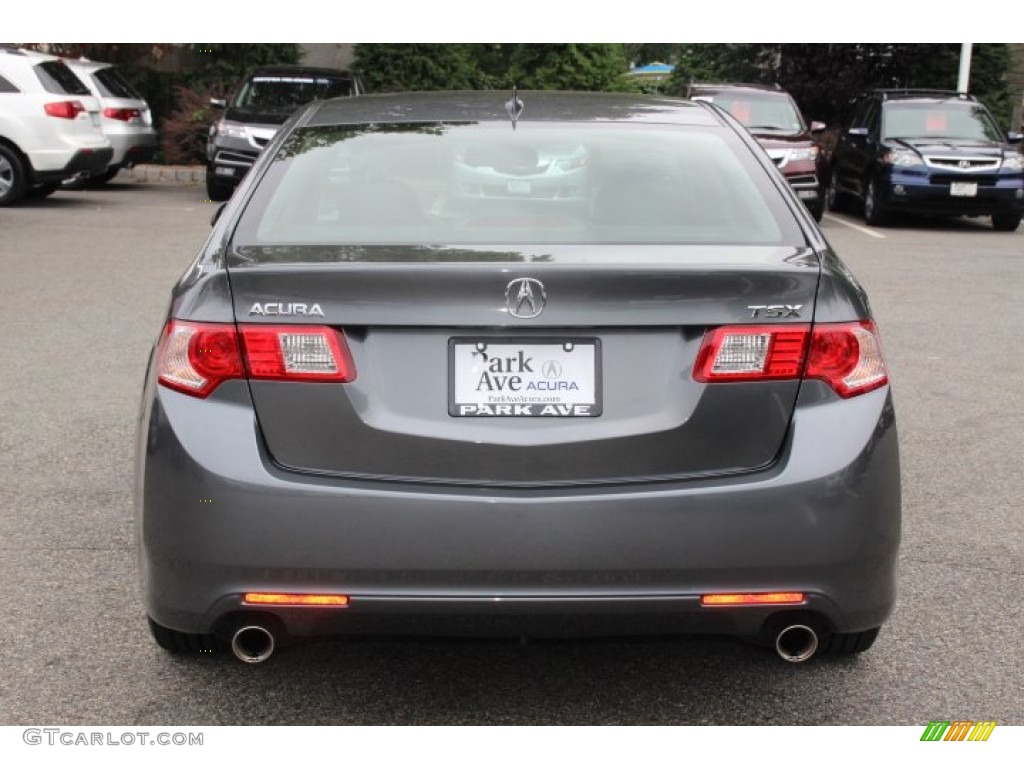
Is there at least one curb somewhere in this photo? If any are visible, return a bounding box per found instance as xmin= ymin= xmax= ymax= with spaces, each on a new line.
xmin=124 ymin=164 xmax=206 ymax=185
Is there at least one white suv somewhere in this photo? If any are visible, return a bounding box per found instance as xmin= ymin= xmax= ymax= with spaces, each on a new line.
xmin=0 ymin=47 xmax=112 ymax=205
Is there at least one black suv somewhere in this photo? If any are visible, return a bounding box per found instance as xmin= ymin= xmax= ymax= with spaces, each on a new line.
xmin=206 ymin=66 xmax=363 ymax=201
xmin=829 ymin=89 xmax=1024 ymax=230
xmin=688 ymin=83 xmax=828 ymax=221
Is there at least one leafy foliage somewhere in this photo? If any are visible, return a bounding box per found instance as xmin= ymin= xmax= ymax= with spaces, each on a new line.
xmin=159 ymin=85 xmax=226 ymax=165
xmin=354 ymin=44 xmax=486 ymax=92
xmin=507 ymin=44 xmax=630 ymax=92
xmin=185 ymin=44 xmax=302 ymax=92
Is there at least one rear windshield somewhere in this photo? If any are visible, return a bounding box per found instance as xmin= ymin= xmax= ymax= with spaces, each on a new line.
xmin=233 ymin=122 xmax=801 ymax=248
xmin=234 ymin=74 xmax=356 ymax=114
xmin=33 ymin=61 xmax=90 ymax=96
xmin=690 ymin=91 xmax=805 ymax=134
xmin=91 ymin=66 xmax=142 ymax=99
xmin=882 ymin=102 xmax=1003 ymax=142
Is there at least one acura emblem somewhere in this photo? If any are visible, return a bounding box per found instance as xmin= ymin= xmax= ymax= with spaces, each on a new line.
xmin=505 ymin=278 xmax=546 ymax=319
xmin=958 ymin=159 xmax=970 ymax=169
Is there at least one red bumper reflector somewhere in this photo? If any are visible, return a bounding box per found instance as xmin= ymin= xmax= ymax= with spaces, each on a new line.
xmin=700 ymin=592 xmax=805 ymax=607
xmin=243 ymin=593 xmax=350 ymax=607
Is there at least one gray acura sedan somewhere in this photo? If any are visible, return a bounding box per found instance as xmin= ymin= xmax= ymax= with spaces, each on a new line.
xmin=136 ymin=91 xmax=900 ymax=665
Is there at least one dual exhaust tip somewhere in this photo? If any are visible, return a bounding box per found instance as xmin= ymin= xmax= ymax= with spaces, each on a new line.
xmin=229 ymin=620 xmax=820 ymax=665
xmin=231 ymin=624 xmax=276 ymax=664
xmin=774 ymin=623 xmax=819 ymax=663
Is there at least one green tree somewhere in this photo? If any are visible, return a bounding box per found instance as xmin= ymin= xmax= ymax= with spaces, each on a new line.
xmin=507 ymin=44 xmax=630 ymax=91
xmin=354 ymin=44 xmax=486 ymax=92
xmin=186 ymin=44 xmax=302 ymax=91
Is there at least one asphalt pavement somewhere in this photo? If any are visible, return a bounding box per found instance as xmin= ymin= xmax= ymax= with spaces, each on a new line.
xmin=0 ymin=183 xmax=1021 ymax=724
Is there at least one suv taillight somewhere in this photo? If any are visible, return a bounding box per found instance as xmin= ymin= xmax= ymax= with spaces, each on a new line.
xmin=103 ymin=107 xmax=141 ymax=122
xmin=156 ymin=321 xmax=356 ymax=398
xmin=44 ymin=100 xmax=85 ymax=119
xmin=694 ymin=321 xmax=888 ymax=398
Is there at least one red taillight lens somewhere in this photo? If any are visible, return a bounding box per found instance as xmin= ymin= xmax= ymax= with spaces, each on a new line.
xmin=806 ymin=321 xmax=888 ymax=397
xmin=44 ymin=100 xmax=85 ymax=119
xmin=102 ymin=107 xmax=141 ymax=121
xmin=156 ymin=321 xmax=356 ymax=398
xmin=156 ymin=321 xmax=244 ymax=397
xmin=240 ymin=325 xmax=355 ymax=382
xmin=693 ymin=321 xmax=888 ymax=397
xmin=693 ymin=325 xmax=810 ymax=382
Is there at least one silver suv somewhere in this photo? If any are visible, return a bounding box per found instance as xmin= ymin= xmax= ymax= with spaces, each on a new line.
xmin=0 ymin=47 xmax=112 ymax=205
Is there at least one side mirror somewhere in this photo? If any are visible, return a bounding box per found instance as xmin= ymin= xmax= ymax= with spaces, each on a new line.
xmin=810 ymin=121 xmax=826 ymax=133
xmin=209 ymin=98 xmax=227 ymax=109
xmin=1007 ymin=131 xmax=1023 ymax=144
xmin=210 ymin=202 xmax=226 ymax=227
xmin=847 ymin=127 xmax=869 ymax=138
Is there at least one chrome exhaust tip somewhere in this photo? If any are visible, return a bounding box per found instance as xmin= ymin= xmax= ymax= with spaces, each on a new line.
xmin=775 ymin=624 xmax=819 ymax=663
xmin=231 ymin=625 xmax=276 ymax=664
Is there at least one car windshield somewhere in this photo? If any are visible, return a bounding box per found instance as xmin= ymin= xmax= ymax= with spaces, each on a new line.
xmin=91 ymin=66 xmax=142 ymax=99
xmin=882 ymin=102 xmax=1004 ymax=142
xmin=691 ymin=91 xmax=805 ymax=133
xmin=233 ymin=122 xmax=799 ymax=248
xmin=234 ymin=74 xmax=356 ymax=113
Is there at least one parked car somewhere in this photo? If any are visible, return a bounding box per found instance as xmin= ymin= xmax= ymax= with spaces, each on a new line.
xmin=64 ymin=58 xmax=157 ymax=185
xmin=0 ymin=47 xmax=112 ymax=205
xmin=138 ymin=91 xmax=900 ymax=665
xmin=829 ymin=89 xmax=1024 ymax=230
xmin=205 ymin=65 xmax=364 ymax=201
xmin=688 ymin=83 xmax=827 ymax=221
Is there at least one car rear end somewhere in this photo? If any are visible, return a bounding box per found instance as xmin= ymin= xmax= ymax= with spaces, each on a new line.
xmin=137 ymin=93 xmax=900 ymax=662
xmin=68 ymin=60 xmax=157 ymax=175
xmin=11 ymin=54 xmax=112 ymax=182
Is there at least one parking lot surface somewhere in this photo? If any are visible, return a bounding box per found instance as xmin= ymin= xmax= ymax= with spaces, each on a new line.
xmin=0 ymin=184 xmax=1021 ymax=724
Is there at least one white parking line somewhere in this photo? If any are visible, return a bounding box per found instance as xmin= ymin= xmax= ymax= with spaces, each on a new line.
xmin=823 ymin=214 xmax=887 ymax=239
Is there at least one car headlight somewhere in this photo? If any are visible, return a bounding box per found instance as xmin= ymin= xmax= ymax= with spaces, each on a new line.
xmin=883 ymin=149 xmax=920 ymax=167
xmin=1002 ymin=154 xmax=1024 ymax=171
xmin=788 ymin=146 xmax=819 ymax=162
xmin=216 ymin=120 xmax=248 ymax=140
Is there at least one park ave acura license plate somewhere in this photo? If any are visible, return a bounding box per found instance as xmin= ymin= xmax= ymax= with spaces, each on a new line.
xmin=449 ymin=338 xmax=602 ymax=417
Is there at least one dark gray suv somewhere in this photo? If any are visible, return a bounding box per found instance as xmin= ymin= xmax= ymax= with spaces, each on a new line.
xmin=205 ymin=65 xmax=363 ymax=201
xmin=139 ymin=91 xmax=901 ymax=666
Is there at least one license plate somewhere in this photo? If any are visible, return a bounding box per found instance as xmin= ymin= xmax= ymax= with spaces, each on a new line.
xmin=449 ymin=338 xmax=601 ymax=417
xmin=507 ymin=180 xmax=531 ymax=194
xmin=90 ymin=112 xmax=100 ymax=127
xmin=950 ymin=182 xmax=978 ymax=197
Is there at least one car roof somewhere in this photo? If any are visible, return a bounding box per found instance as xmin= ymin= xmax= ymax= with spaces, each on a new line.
xmin=689 ymin=83 xmax=788 ymax=96
xmin=307 ymin=90 xmax=722 ymax=127
xmin=869 ymin=89 xmax=976 ymax=104
xmin=64 ymin=58 xmax=114 ymax=72
xmin=248 ymin=65 xmax=357 ymax=78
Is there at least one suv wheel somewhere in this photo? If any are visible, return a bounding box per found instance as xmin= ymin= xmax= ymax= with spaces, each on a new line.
xmin=863 ymin=177 xmax=891 ymax=227
xmin=806 ymin=199 xmax=824 ymax=222
xmin=991 ymin=212 xmax=1022 ymax=232
xmin=0 ymin=144 xmax=28 ymax=206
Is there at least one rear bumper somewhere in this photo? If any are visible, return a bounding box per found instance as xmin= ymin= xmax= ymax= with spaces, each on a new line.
xmin=106 ymin=130 xmax=157 ymax=168
xmin=33 ymin=146 xmax=114 ymax=182
xmin=136 ymin=380 xmax=901 ymax=640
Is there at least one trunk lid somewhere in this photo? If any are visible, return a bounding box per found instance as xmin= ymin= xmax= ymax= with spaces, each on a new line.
xmin=226 ymin=244 xmax=820 ymax=487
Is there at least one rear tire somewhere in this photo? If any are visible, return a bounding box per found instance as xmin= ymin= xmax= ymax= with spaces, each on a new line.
xmin=819 ymin=626 xmax=880 ymax=656
xmin=863 ymin=177 xmax=891 ymax=227
xmin=0 ymin=144 xmax=28 ymax=206
xmin=991 ymin=212 xmax=1022 ymax=232
xmin=806 ymin=199 xmax=824 ymax=222
xmin=148 ymin=617 xmax=220 ymax=654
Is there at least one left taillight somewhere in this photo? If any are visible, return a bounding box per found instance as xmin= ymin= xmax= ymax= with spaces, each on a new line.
xmin=693 ymin=320 xmax=888 ymax=398
xmin=156 ymin=321 xmax=355 ymax=398
xmin=44 ymin=100 xmax=85 ymax=119
xmin=102 ymin=107 xmax=141 ymax=122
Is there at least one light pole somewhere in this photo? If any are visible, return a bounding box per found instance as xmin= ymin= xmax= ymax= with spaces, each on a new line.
xmin=957 ymin=43 xmax=973 ymax=94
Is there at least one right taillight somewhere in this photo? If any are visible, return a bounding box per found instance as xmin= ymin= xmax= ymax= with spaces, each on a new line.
xmin=156 ymin=321 xmax=355 ymax=398
xmin=694 ymin=320 xmax=888 ymax=398
xmin=805 ymin=321 xmax=888 ymax=397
